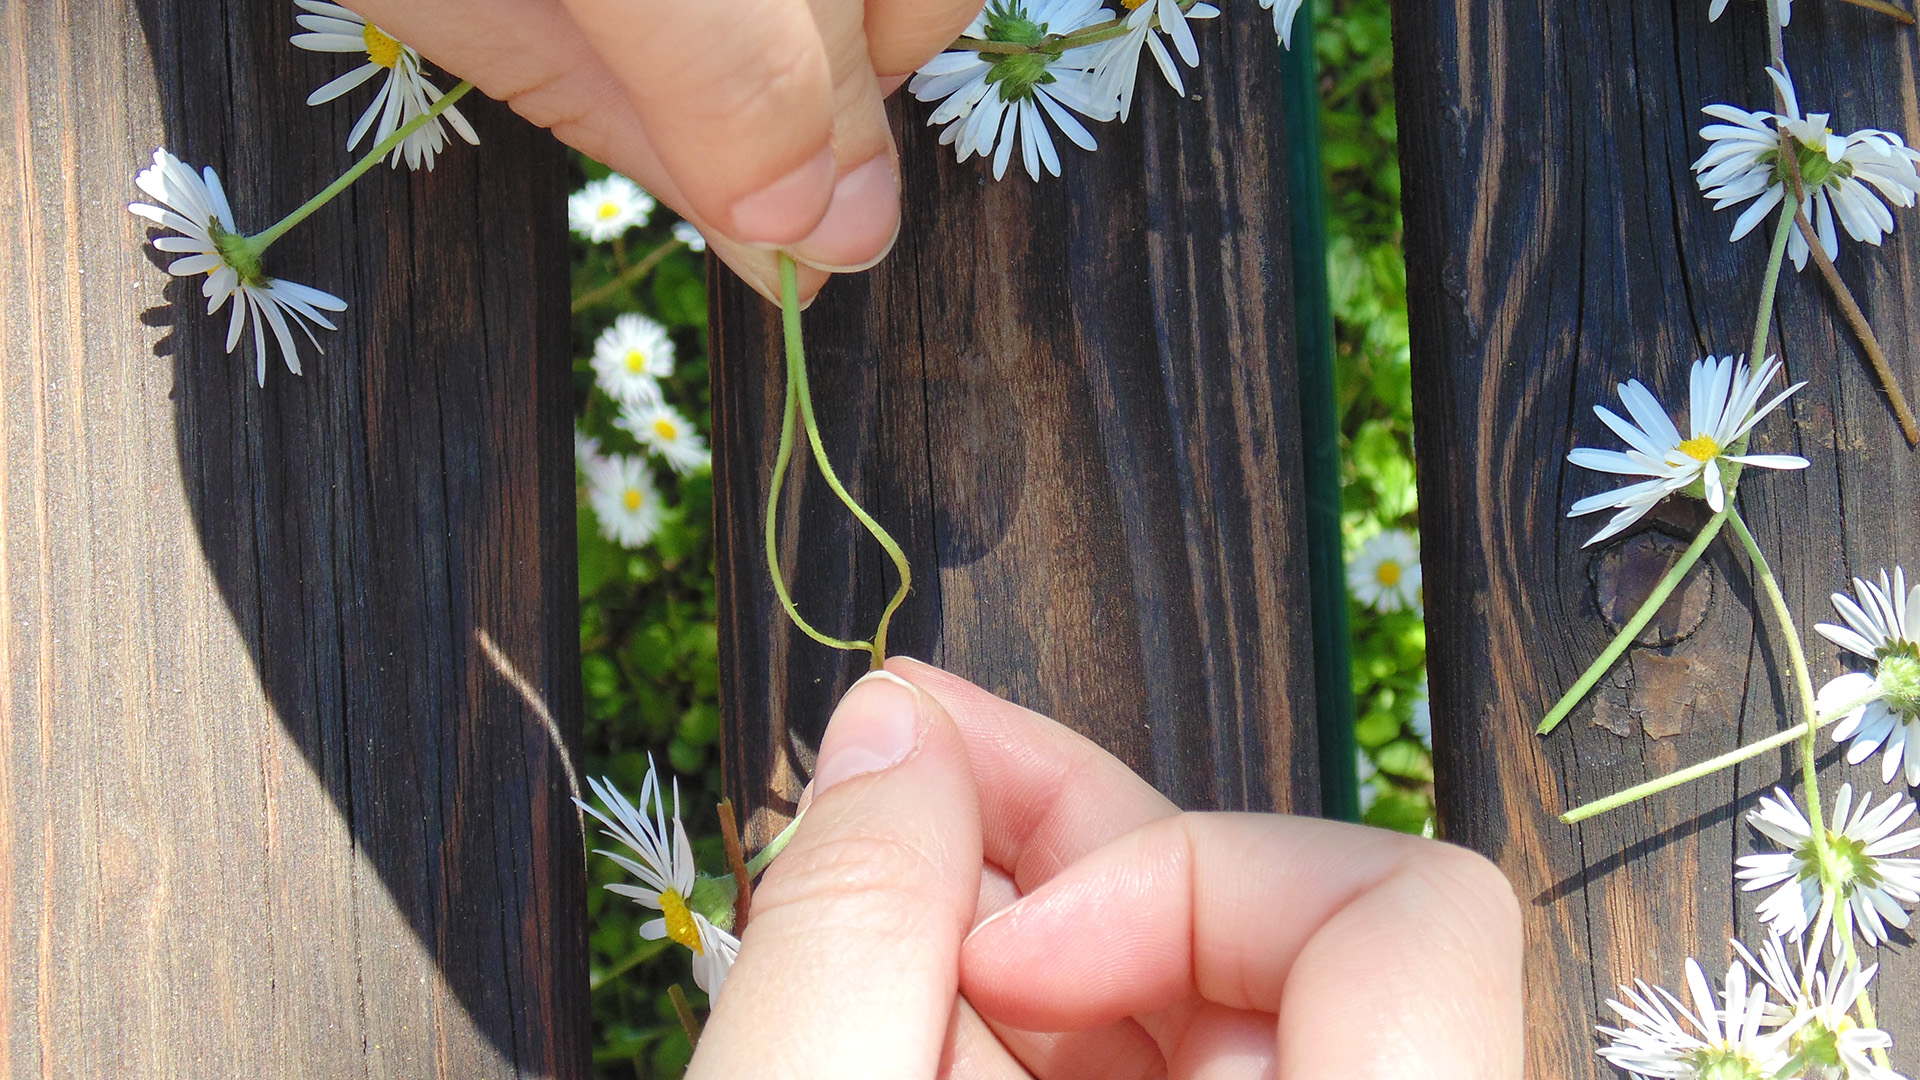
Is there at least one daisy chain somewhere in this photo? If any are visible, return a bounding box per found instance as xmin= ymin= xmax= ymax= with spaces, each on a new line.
xmin=1597 ymin=955 xmax=1787 ymax=1079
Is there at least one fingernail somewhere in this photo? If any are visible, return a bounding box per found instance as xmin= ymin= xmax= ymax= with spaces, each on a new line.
xmin=789 ymin=155 xmax=901 ymax=273
xmin=812 ymin=670 xmax=922 ymax=796
xmin=964 ymin=894 xmax=1026 ymax=944
xmin=729 ymin=144 xmax=836 ymax=245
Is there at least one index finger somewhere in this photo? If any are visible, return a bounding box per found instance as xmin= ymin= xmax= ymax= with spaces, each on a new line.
xmin=885 ymin=657 xmax=1179 ymax=891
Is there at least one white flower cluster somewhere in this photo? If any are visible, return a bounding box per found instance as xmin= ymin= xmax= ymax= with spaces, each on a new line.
xmin=1694 ymin=65 xmax=1920 ymax=270
xmin=909 ymin=0 xmax=1302 ymax=181
xmin=566 ymin=171 xmax=713 ymax=551
xmin=1600 ymin=940 xmax=1901 ymax=1080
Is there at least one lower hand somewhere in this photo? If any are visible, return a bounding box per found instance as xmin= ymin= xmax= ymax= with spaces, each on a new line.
xmin=690 ymin=657 xmax=1524 ymax=1078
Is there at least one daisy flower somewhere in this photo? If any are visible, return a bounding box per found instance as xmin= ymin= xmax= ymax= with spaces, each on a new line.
xmin=1737 ymin=784 xmax=1920 ymax=956
xmin=586 ymin=455 xmax=667 ymax=549
xmin=567 ymin=174 xmax=656 ymax=243
xmin=617 ymin=401 xmax=711 ymax=475
xmin=1565 ymin=354 xmax=1807 ymax=547
xmin=590 ymin=313 xmax=676 ymax=407
xmin=1596 ymin=956 xmax=1788 ymax=1080
xmin=1815 ymin=568 xmax=1920 ymax=786
xmin=1734 ymin=933 xmax=1902 ymax=1080
xmin=129 ymin=149 xmax=347 ymax=387
xmin=672 ymin=221 xmax=708 ymax=253
xmin=1089 ymin=0 xmax=1220 ymax=121
xmin=577 ymin=770 xmax=739 ymax=997
xmin=1257 ymin=0 xmax=1307 ymax=47
xmin=909 ymin=0 xmax=1118 ymax=181
xmin=291 ymin=2 xmax=479 ymax=171
xmin=1694 ymin=64 xmax=1920 ymax=271
xmin=1347 ymin=529 xmax=1422 ymax=613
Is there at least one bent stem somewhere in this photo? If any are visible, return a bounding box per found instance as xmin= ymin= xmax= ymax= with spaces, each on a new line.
xmin=667 ymin=984 xmax=702 ymax=1046
xmin=247 ymin=80 xmax=476 ymax=255
xmin=1790 ymin=208 xmax=1920 ymax=445
xmin=767 ymin=254 xmax=912 ymax=669
xmin=1727 ymin=507 xmax=1826 ymax=843
xmin=1536 ymin=509 xmax=1729 ymax=735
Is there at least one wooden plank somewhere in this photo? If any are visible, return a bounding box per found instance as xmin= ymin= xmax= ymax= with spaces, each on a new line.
xmin=1396 ymin=0 xmax=1920 ymax=1071
xmin=712 ymin=4 xmax=1322 ymax=831
xmin=0 ymin=1 xmax=587 ymax=1075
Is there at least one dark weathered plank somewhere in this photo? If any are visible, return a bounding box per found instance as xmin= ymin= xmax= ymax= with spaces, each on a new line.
xmin=0 ymin=1 xmax=586 ymax=1075
xmin=1397 ymin=0 xmax=1920 ymax=1071
xmin=713 ymin=4 xmax=1321 ymax=832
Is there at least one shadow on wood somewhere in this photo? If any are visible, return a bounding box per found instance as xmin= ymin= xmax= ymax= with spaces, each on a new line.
xmin=1397 ymin=0 xmax=1920 ymax=1070
xmin=712 ymin=4 xmax=1323 ymax=836
xmin=0 ymin=2 xmax=587 ymax=1074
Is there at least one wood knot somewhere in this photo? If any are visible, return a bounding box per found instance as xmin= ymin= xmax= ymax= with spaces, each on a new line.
xmin=1588 ymin=530 xmax=1715 ymax=648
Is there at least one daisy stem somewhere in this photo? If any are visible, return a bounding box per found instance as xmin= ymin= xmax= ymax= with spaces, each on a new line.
xmin=716 ymin=798 xmax=753 ymax=930
xmin=1536 ymin=509 xmax=1729 ymax=735
xmin=571 ymin=236 xmax=685 ymax=314
xmin=1747 ymin=191 xmax=1796 ymax=370
xmin=244 ymin=79 xmax=476 ymax=256
xmin=1726 ymin=506 xmax=1826 ymax=841
xmin=1841 ymin=935 xmax=1894 ymax=1071
xmin=767 ymin=254 xmax=913 ymax=668
xmin=1789 ymin=204 xmax=1920 ymax=445
xmin=667 ymin=984 xmax=703 ymax=1046
xmin=1559 ymin=682 xmax=1879 ymax=823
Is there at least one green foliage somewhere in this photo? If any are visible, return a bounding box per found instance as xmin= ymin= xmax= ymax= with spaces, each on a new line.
xmin=570 ymin=154 xmax=723 ymax=1079
xmin=1317 ymin=0 xmax=1433 ymax=832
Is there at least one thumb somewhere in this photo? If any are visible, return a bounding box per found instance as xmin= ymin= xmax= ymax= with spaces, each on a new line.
xmin=689 ymin=671 xmax=983 ymax=1078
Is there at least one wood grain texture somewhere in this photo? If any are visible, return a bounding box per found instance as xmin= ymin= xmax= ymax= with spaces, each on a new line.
xmin=713 ymin=5 xmax=1321 ymax=835
xmin=0 ymin=1 xmax=587 ymax=1075
xmin=1396 ymin=0 xmax=1920 ymax=1072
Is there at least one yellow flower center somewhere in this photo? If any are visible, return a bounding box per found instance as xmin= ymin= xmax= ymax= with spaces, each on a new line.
xmin=653 ymin=419 xmax=679 ymax=441
xmin=363 ymin=24 xmax=404 ymax=69
xmin=624 ymin=348 xmax=647 ymax=374
xmin=1375 ymin=561 xmax=1402 ymax=587
xmin=1677 ymin=434 xmax=1721 ymax=462
xmin=597 ymin=202 xmax=621 ymax=220
xmin=659 ymin=889 xmax=703 ymax=954
xmin=623 ymin=488 xmax=643 ymax=511
xmin=1122 ymin=0 xmax=1150 ymax=8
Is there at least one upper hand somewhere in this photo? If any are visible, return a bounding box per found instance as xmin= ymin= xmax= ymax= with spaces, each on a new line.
xmin=339 ymin=0 xmax=987 ymax=304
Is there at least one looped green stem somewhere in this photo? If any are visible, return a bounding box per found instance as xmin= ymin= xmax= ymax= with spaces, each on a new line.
xmin=766 ymin=254 xmax=911 ymax=670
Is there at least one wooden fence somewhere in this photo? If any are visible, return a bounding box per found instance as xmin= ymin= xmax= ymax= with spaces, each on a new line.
xmin=1397 ymin=0 xmax=1920 ymax=1075
xmin=3 ymin=1 xmax=585 ymax=1075
xmin=12 ymin=0 xmax=1920 ymax=1075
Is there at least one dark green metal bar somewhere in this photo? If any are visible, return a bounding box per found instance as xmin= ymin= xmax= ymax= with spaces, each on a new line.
xmin=1280 ymin=0 xmax=1359 ymax=823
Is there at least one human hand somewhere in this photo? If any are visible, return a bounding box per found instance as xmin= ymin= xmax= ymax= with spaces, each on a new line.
xmin=339 ymin=0 xmax=984 ymax=305
xmin=689 ymin=658 xmax=1524 ymax=1078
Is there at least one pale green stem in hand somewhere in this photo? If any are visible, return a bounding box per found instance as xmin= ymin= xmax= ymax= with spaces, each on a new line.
xmin=768 ymin=254 xmax=913 ymax=669
xmin=744 ymin=808 xmax=806 ymax=877
xmin=1560 ymin=682 xmax=1879 ymax=823
xmin=245 ymin=80 xmax=476 ymax=255
xmin=1748 ymin=192 xmax=1797 ymax=366
xmin=1727 ymin=507 xmax=1825 ymax=839
xmin=1536 ymin=509 xmax=1729 ymax=735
